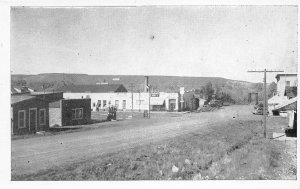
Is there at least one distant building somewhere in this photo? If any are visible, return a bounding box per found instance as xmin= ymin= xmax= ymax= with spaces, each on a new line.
xmin=58 ymin=84 xmax=179 ymax=111
xmin=11 ymin=86 xmax=35 ymax=95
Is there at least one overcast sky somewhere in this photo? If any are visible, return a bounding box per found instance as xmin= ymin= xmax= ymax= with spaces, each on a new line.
xmin=11 ymin=6 xmax=297 ymax=82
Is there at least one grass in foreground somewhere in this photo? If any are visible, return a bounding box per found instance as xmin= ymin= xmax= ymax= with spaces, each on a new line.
xmin=12 ymin=118 xmax=296 ymax=180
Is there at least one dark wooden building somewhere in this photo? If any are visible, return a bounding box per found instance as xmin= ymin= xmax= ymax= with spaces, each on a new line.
xmin=49 ymin=98 xmax=91 ymax=127
xmin=11 ymin=95 xmax=49 ymax=135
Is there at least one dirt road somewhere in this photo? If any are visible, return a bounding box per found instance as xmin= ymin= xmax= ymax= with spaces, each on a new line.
xmin=12 ymin=105 xmax=257 ymax=176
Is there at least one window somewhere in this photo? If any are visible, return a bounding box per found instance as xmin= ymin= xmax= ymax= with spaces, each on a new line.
xmin=72 ymin=108 xmax=83 ymax=120
xmin=93 ymin=103 xmax=96 ymax=107
xmin=97 ymin=100 xmax=101 ymax=108
xmin=115 ymin=100 xmax=119 ymax=109
xmin=286 ymin=81 xmax=290 ymax=87
xmin=39 ymin=109 xmax=46 ymax=125
xmin=122 ymin=100 xmax=126 ymax=109
xmin=18 ymin=110 xmax=26 ymax=128
xmin=103 ymin=100 xmax=107 ymax=107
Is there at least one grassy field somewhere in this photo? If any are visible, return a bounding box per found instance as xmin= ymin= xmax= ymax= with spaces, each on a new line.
xmin=12 ymin=114 xmax=296 ymax=180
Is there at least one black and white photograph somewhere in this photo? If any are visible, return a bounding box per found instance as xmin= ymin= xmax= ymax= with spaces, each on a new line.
xmin=3 ymin=1 xmax=299 ymax=184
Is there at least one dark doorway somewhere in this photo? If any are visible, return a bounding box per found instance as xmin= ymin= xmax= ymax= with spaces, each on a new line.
xmin=195 ymin=98 xmax=199 ymax=110
xmin=169 ymin=99 xmax=176 ymax=111
xmin=29 ymin=109 xmax=37 ymax=132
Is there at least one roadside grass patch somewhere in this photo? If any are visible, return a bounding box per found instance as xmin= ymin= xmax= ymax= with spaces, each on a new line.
xmin=12 ymin=119 xmax=289 ymax=180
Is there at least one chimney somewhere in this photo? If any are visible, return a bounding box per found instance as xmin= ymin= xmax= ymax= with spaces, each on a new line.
xmin=144 ymin=76 xmax=149 ymax=92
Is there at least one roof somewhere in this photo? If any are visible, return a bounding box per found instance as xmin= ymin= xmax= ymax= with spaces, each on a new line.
xmin=273 ymin=97 xmax=297 ymax=111
xmin=56 ymin=84 xmax=128 ymax=93
xmin=11 ymin=95 xmax=37 ymax=105
xmin=49 ymin=100 xmax=61 ymax=108
xmin=268 ymin=95 xmax=288 ymax=105
xmin=275 ymin=73 xmax=297 ymax=81
xmin=11 ymin=87 xmax=19 ymax=95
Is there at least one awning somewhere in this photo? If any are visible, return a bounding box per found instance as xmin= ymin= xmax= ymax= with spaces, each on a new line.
xmin=150 ymin=98 xmax=165 ymax=105
xmin=273 ymin=97 xmax=297 ymax=111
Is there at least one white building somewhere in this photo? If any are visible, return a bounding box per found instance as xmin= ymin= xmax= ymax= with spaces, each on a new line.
xmin=58 ymin=84 xmax=179 ymax=111
xmin=268 ymin=73 xmax=297 ymax=113
xmin=275 ymin=73 xmax=297 ymax=98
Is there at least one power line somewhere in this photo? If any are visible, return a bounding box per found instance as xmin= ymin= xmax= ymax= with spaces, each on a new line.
xmin=248 ymin=69 xmax=284 ymax=138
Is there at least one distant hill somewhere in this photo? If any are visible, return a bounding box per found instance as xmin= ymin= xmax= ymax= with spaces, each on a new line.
xmin=11 ymin=73 xmax=263 ymax=104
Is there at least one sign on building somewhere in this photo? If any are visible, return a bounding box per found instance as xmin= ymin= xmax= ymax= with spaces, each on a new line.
xmin=180 ymin=87 xmax=185 ymax=95
xmin=151 ymin=93 xmax=159 ymax=97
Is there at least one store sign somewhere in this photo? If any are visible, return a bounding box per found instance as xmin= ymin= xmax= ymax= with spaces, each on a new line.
xmin=151 ymin=93 xmax=160 ymax=97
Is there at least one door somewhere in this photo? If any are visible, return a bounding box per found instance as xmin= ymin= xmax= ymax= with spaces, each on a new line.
xmin=29 ymin=108 xmax=37 ymax=132
xmin=169 ymin=99 xmax=176 ymax=111
xmin=122 ymin=100 xmax=126 ymax=110
xmin=195 ymin=98 xmax=199 ymax=110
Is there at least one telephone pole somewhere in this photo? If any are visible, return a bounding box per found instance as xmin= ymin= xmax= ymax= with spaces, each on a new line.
xmin=248 ymin=69 xmax=283 ymax=138
xmin=129 ymin=83 xmax=135 ymax=118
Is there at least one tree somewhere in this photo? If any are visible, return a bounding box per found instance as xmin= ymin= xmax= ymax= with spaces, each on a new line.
xmin=201 ymin=82 xmax=214 ymax=102
xmin=41 ymin=83 xmax=54 ymax=91
xmin=267 ymin=82 xmax=277 ymax=98
xmin=11 ymin=79 xmax=27 ymax=86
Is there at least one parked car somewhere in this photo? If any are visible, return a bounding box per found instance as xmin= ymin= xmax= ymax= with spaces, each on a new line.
xmin=223 ymin=102 xmax=230 ymax=106
xmin=253 ymin=107 xmax=269 ymax=115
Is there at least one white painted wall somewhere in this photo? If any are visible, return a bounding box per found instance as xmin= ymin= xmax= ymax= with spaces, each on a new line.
xmin=277 ymin=75 xmax=297 ymax=97
xmin=63 ymin=92 xmax=179 ymax=111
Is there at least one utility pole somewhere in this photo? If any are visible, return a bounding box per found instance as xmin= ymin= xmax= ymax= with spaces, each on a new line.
xmin=138 ymin=88 xmax=141 ymax=112
xmin=129 ymin=83 xmax=135 ymax=118
xmin=148 ymin=85 xmax=151 ymax=119
xmin=248 ymin=69 xmax=283 ymax=138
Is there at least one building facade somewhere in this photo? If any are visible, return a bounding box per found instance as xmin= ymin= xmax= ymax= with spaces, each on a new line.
xmin=11 ymin=95 xmax=49 ymax=135
xmin=49 ymin=99 xmax=91 ymax=127
xmin=268 ymin=73 xmax=297 ymax=114
xmin=275 ymin=73 xmax=297 ymax=98
xmin=63 ymin=92 xmax=179 ymax=112
xmin=58 ymin=83 xmax=179 ymax=111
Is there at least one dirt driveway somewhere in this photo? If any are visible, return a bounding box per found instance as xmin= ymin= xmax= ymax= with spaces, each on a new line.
xmin=11 ymin=105 xmax=259 ymax=176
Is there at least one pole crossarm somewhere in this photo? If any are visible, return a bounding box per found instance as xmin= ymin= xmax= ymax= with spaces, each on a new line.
xmin=247 ymin=70 xmax=284 ymax=73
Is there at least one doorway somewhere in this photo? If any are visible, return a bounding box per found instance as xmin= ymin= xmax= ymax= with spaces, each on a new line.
xmin=169 ymin=99 xmax=176 ymax=111
xmin=194 ymin=98 xmax=199 ymax=110
xmin=29 ymin=108 xmax=37 ymax=132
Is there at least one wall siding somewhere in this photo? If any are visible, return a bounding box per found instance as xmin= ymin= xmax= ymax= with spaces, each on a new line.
xmin=61 ymin=99 xmax=91 ymax=126
xmin=11 ymin=99 xmax=49 ymax=135
xmin=49 ymin=108 xmax=61 ymax=127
